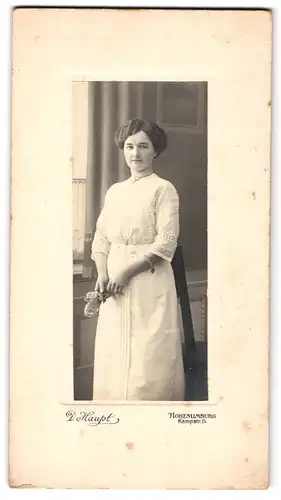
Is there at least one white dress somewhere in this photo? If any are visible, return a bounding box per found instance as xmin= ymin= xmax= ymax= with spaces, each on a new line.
xmin=91 ymin=173 xmax=185 ymax=401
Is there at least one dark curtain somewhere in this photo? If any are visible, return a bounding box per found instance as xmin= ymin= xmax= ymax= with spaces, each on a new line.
xmin=82 ymin=81 xmax=143 ymax=278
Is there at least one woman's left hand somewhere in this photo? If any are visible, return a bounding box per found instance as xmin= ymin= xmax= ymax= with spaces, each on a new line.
xmin=107 ymin=268 xmax=131 ymax=294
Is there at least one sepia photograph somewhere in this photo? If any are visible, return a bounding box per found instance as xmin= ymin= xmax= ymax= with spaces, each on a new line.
xmin=72 ymin=81 xmax=208 ymax=402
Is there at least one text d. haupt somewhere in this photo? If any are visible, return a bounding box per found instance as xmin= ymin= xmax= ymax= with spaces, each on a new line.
xmin=66 ymin=410 xmax=119 ymax=426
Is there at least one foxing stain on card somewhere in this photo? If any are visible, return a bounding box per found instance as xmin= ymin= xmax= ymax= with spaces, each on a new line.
xmin=125 ymin=442 xmax=134 ymax=450
xmin=241 ymin=421 xmax=252 ymax=433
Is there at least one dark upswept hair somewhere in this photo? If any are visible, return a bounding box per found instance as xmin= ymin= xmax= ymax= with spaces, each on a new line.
xmin=114 ymin=118 xmax=167 ymax=158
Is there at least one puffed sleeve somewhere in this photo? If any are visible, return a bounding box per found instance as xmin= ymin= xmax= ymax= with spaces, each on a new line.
xmin=91 ymin=190 xmax=111 ymax=260
xmin=148 ymin=182 xmax=180 ymax=262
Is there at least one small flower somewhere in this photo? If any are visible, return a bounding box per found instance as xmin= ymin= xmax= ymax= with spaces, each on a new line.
xmin=84 ymin=290 xmax=112 ymax=318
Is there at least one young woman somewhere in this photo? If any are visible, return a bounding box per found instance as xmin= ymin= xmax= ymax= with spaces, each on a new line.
xmin=91 ymin=118 xmax=185 ymax=401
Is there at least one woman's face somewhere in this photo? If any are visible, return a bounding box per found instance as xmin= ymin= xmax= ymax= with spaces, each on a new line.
xmin=123 ymin=130 xmax=155 ymax=174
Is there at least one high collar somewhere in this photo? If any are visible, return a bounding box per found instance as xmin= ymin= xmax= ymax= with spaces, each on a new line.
xmin=128 ymin=171 xmax=155 ymax=184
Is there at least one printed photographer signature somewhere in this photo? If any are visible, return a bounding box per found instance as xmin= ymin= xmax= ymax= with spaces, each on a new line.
xmin=66 ymin=410 xmax=119 ymax=426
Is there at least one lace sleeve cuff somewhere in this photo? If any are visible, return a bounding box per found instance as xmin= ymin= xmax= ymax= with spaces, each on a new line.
xmin=149 ymin=233 xmax=178 ymax=263
xmin=91 ymin=231 xmax=111 ymax=260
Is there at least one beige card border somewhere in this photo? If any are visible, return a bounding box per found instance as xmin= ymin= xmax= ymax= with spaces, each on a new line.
xmin=10 ymin=9 xmax=271 ymax=489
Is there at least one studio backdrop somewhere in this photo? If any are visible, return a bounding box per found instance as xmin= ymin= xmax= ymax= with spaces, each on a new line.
xmin=72 ymin=81 xmax=208 ymax=401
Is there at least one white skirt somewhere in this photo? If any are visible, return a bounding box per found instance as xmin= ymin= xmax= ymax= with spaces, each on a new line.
xmin=92 ymin=243 xmax=185 ymax=401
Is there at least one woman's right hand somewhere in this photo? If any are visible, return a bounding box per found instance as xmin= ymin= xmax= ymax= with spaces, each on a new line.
xmin=95 ymin=274 xmax=110 ymax=297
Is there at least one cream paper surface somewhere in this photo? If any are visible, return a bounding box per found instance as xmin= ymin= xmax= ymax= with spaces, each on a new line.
xmin=10 ymin=9 xmax=271 ymax=489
